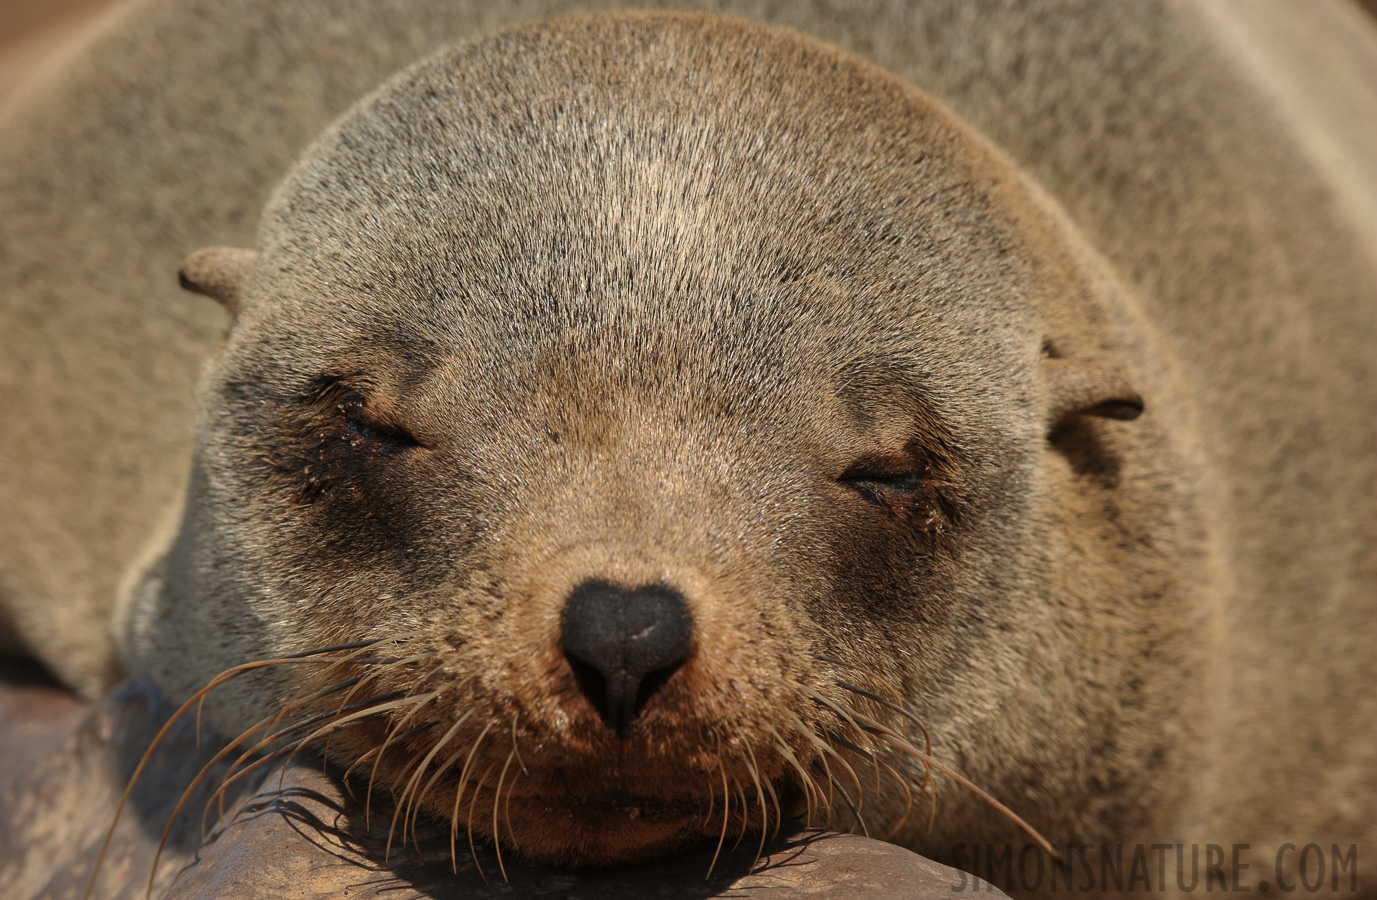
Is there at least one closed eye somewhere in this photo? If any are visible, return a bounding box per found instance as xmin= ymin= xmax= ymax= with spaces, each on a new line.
xmin=839 ymin=455 xmax=929 ymax=505
xmin=843 ymin=471 xmax=924 ymax=506
xmin=845 ymin=469 xmax=923 ymax=501
xmin=344 ymin=410 xmax=421 ymax=452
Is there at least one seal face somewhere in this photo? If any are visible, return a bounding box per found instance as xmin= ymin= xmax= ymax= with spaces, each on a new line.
xmin=123 ymin=14 xmax=1187 ymax=865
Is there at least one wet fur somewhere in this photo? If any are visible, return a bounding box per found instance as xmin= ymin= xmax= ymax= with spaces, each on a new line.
xmin=2 ymin=0 xmax=1375 ymax=892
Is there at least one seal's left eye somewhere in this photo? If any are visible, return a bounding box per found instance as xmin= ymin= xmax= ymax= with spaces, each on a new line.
xmin=345 ymin=412 xmax=419 ymax=452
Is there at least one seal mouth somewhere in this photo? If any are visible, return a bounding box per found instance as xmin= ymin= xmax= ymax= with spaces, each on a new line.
xmin=468 ymin=770 xmax=811 ymax=865
xmin=120 ymin=637 xmax=1050 ymax=872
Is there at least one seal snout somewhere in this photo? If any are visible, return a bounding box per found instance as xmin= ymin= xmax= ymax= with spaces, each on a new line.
xmin=559 ymin=580 xmax=694 ymax=734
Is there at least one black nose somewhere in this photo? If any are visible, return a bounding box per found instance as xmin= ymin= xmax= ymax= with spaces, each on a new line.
xmin=560 ymin=580 xmax=694 ymax=734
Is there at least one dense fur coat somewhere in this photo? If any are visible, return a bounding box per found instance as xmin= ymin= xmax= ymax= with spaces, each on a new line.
xmin=1 ymin=0 xmax=1374 ymax=894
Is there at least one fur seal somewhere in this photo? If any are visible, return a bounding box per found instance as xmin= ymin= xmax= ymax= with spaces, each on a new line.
xmin=2 ymin=0 xmax=1375 ymax=890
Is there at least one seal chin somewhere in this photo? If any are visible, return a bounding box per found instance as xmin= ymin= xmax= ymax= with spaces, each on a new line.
xmin=499 ymin=792 xmax=707 ymax=865
xmin=493 ymin=777 xmax=807 ymax=864
xmin=571 ymin=791 xmax=704 ymax=821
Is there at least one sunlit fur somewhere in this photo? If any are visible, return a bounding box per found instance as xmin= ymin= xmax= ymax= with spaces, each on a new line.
xmin=3 ymin=4 xmax=1375 ymax=897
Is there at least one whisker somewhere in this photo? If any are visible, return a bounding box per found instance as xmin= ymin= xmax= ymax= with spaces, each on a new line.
xmin=812 ymin=654 xmax=904 ymax=698
xmin=191 ymin=638 xmax=413 ymax=744
xmin=742 ymin=741 xmax=770 ymax=871
xmin=360 ymin=721 xmax=440 ymax=814
xmin=290 ymin=692 xmax=435 ymax=794
xmin=405 ymin=710 xmax=475 ymax=848
xmin=783 ymin=710 xmax=839 ymax=827
xmin=843 ymin=708 xmax=1053 ymax=855
xmin=805 ymin=690 xmax=879 ymax=809
xmin=501 ymin=718 xmax=522 ymax=854
xmin=204 ymin=672 xmax=374 ymax=794
xmin=491 ymin=746 xmax=518 ymax=882
xmin=215 ymin=684 xmax=360 ymax=825
xmin=826 ymin=730 xmax=915 ymax=840
xmin=813 ymin=687 xmax=1047 ymax=851
xmin=763 ymin=774 xmax=783 ymax=844
xmin=338 ymin=721 xmax=445 ymax=791
xmin=386 ymin=709 xmax=472 ymax=862
xmin=832 ymin=676 xmax=934 ymax=767
xmin=148 ymin=665 xmax=408 ymax=900
xmin=214 ymin=642 xmax=429 ymax=818
xmin=414 ymin=738 xmax=469 ymax=870
xmin=877 ymin=756 xmax=914 ymax=840
xmin=321 ymin=650 xmax=445 ymax=766
xmin=466 ymin=762 xmax=495 ymax=884
xmin=811 ymin=760 xmax=868 ymax=837
xmin=450 ymin=721 xmax=494 ymax=877
xmin=285 ymin=638 xmax=407 ymax=657
xmin=341 ymin=745 xmax=385 ymax=795
xmin=730 ymin=786 xmax=751 ymax=853
xmin=509 ymin=714 xmax=528 ymax=777
xmin=824 ymin=728 xmax=887 ymax=820
xmin=147 ymin=723 xmax=288 ymax=898
xmin=85 ymin=648 xmax=399 ymax=900
xmin=367 ymin=692 xmax=439 ymax=833
xmin=820 ymin=664 xmax=936 ymax=835
xmin=810 ymin=729 xmax=868 ymax=813
xmin=202 ymin=688 xmax=404 ymax=835
xmin=765 ymin=724 xmax=818 ymax=828
xmin=258 ymin=636 xmax=417 ymax=730
xmin=759 ymin=762 xmax=783 ymax=842
xmin=209 ymin=707 xmax=398 ymax=820
xmin=703 ymin=762 xmax=716 ymax=833
xmin=706 ymin=751 xmax=731 ymax=880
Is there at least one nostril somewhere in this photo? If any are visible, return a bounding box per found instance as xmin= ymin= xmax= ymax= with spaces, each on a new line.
xmin=565 ymin=653 xmax=610 ymax=723
xmin=560 ymin=579 xmax=694 ymax=734
xmin=633 ymin=661 xmax=682 ymax=718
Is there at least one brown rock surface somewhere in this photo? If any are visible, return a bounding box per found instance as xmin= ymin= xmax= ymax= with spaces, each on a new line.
xmin=0 ymin=662 xmax=1004 ymax=899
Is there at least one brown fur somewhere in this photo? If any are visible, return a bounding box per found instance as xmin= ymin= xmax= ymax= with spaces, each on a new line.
xmin=2 ymin=0 xmax=1375 ymax=893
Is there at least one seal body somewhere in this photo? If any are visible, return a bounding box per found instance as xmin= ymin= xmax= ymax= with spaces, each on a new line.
xmin=2 ymin=0 xmax=1375 ymax=891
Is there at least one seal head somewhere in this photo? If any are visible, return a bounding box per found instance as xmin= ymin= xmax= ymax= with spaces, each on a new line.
xmin=122 ymin=13 xmax=1189 ymax=865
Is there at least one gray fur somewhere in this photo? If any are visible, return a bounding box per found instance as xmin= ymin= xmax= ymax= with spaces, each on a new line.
xmin=1 ymin=0 xmax=1374 ymax=889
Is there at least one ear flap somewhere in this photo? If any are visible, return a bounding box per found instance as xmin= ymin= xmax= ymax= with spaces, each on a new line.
xmin=1043 ymin=357 xmax=1144 ymax=426
xmin=178 ymin=246 xmax=259 ymax=316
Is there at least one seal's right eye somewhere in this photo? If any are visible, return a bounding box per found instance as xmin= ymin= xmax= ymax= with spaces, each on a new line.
xmin=304 ymin=376 xmax=420 ymax=454
xmin=847 ymin=469 xmax=923 ymax=500
xmin=840 ymin=456 xmax=930 ymax=515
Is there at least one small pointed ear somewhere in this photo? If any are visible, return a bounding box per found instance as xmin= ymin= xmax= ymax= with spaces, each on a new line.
xmin=178 ymin=247 xmax=259 ymax=316
xmin=1043 ymin=357 xmax=1144 ymax=426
